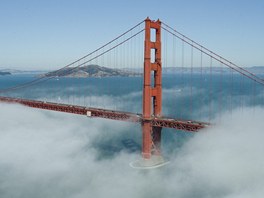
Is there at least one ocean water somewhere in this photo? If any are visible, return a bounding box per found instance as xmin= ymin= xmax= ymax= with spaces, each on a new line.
xmin=1 ymin=73 xmax=263 ymax=157
xmin=1 ymin=73 xmax=263 ymax=116
xmin=1 ymin=73 xmax=264 ymax=198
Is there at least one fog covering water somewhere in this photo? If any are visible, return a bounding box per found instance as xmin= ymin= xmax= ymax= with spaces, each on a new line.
xmin=0 ymin=74 xmax=264 ymax=197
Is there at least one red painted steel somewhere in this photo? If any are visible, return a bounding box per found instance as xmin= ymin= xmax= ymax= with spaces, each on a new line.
xmin=0 ymin=18 xmax=209 ymax=163
xmin=0 ymin=96 xmax=208 ymax=131
xmin=142 ymin=18 xmax=163 ymax=159
xmin=142 ymin=18 xmax=152 ymax=159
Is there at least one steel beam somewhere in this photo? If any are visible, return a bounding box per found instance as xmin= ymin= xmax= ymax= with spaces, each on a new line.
xmin=0 ymin=96 xmax=208 ymax=131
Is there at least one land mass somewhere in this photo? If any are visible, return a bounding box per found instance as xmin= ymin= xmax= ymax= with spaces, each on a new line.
xmin=41 ymin=65 xmax=141 ymax=78
xmin=0 ymin=71 xmax=11 ymax=76
xmin=163 ymin=66 xmax=264 ymax=74
xmin=1 ymin=66 xmax=264 ymax=77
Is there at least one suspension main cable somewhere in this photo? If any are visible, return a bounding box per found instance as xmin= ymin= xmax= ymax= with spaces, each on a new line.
xmin=46 ymin=29 xmax=144 ymax=78
xmin=0 ymin=21 xmax=145 ymax=94
xmin=161 ymin=25 xmax=264 ymax=86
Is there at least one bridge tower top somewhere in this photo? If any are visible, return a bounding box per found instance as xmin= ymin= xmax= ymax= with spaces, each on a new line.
xmin=143 ymin=17 xmax=162 ymax=119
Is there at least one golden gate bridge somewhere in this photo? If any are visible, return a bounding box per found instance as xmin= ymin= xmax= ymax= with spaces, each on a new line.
xmin=0 ymin=18 xmax=263 ymax=168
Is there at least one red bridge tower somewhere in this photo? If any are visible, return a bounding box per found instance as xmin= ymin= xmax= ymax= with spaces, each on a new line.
xmin=131 ymin=18 xmax=167 ymax=168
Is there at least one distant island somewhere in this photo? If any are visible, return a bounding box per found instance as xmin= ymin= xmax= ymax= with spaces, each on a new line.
xmin=0 ymin=71 xmax=11 ymax=76
xmin=41 ymin=64 xmax=141 ymax=78
xmin=1 ymin=65 xmax=264 ymax=77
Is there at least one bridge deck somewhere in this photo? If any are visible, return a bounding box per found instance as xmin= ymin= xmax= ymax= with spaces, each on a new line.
xmin=0 ymin=96 xmax=208 ymax=132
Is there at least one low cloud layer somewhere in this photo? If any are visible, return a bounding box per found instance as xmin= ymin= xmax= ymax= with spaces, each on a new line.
xmin=0 ymin=103 xmax=263 ymax=198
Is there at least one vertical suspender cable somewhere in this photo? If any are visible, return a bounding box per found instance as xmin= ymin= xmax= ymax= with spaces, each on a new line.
xmin=209 ymin=55 xmax=213 ymax=121
xmin=200 ymin=47 xmax=203 ymax=120
xmin=190 ymin=42 xmax=193 ymax=119
xmin=240 ymin=73 xmax=244 ymax=112
xmin=219 ymin=61 xmax=223 ymax=122
xmin=230 ymin=67 xmax=233 ymax=116
xmin=181 ymin=40 xmax=184 ymax=119
xmin=172 ymin=35 xmax=177 ymax=117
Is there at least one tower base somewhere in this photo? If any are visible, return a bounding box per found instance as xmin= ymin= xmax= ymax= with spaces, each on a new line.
xmin=130 ymin=155 xmax=170 ymax=169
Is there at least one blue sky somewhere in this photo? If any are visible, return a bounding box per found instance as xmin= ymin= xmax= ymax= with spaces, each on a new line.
xmin=0 ymin=0 xmax=264 ymax=70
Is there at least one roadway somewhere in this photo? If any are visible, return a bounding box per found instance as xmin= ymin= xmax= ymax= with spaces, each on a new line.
xmin=0 ymin=96 xmax=208 ymax=132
